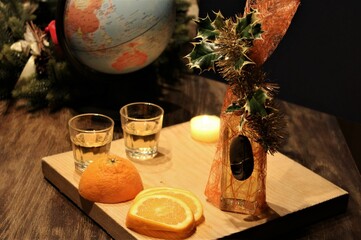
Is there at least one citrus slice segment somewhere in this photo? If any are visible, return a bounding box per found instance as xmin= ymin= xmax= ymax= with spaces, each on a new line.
xmin=126 ymin=194 xmax=195 ymax=238
xmin=135 ymin=187 xmax=204 ymax=225
xmin=134 ymin=186 xmax=174 ymax=199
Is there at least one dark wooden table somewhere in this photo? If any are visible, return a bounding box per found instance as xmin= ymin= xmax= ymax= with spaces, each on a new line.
xmin=1 ymin=75 xmax=360 ymax=239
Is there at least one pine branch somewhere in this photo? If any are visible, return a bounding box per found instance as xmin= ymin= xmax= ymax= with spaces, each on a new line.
xmin=0 ymin=1 xmax=37 ymax=100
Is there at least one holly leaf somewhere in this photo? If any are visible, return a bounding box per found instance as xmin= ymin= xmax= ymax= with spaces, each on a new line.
xmin=226 ymin=102 xmax=242 ymax=112
xmin=254 ymin=88 xmax=268 ymax=103
xmin=234 ymin=53 xmax=254 ymax=70
xmin=236 ymin=10 xmax=262 ymax=40
xmin=250 ymin=22 xmax=262 ymax=39
xmin=212 ymin=11 xmax=225 ymax=30
xmin=196 ymin=15 xmax=219 ymax=40
xmin=186 ymin=41 xmax=221 ymax=71
xmin=247 ymin=89 xmax=268 ymax=116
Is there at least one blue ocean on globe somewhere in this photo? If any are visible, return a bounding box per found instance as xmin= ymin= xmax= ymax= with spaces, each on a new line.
xmin=63 ymin=0 xmax=175 ymax=74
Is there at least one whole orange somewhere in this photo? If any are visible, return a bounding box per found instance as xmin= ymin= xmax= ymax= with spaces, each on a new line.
xmin=78 ymin=154 xmax=143 ymax=203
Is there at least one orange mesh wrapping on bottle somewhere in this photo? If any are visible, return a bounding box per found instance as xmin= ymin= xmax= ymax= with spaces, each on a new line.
xmin=204 ymin=87 xmax=235 ymax=208
xmin=204 ymin=0 xmax=300 ymax=214
xmin=204 ymin=88 xmax=268 ymax=215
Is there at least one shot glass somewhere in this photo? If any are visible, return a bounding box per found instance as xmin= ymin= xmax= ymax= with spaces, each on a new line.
xmin=68 ymin=113 xmax=114 ymax=172
xmin=120 ymin=102 xmax=164 ymax=161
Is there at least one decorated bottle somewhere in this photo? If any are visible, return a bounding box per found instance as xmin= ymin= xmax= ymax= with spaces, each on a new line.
xmin=187 ymin=0 xmax=299 ymax=216
xmin=218 ymin=91 xmax=267 ymax=215
xmin=205 ymin=88 xmax=268 ymax=215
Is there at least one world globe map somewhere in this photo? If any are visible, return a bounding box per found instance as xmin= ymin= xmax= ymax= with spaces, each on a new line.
xmin=63 ymin=0 xmax=175 ymax=74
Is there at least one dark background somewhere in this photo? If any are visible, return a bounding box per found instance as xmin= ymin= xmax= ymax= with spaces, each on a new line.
xmin=198 ymin=0 xmax=361 ymax=122
xmin=198 ymin=0 xmax=361 ymax=170
xmin=35 ymin=0 xmax=360 ymax=169
xmin=38 ymin=0 xmax=361 ymax=121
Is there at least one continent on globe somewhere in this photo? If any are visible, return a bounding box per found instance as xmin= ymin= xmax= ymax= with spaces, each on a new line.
xmin=62 ymin=0 xmax=176 ymax=74
xmin=111 ymin=43 xmax=148 ymax=72
xmin=65 ymin=0 xmax=102 ymax=39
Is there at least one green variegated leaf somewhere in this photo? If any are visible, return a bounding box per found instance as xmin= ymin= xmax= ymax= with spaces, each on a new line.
xmin=226 ymin=103 xmax=242 ymax=112
xmin=247 ymin=89 xmax=268 ymax=116
xmin=186 ymin=41 xmax=221 ymax=71
xmin=236 ymin=12 xmax=253 ymax=37
xmin=234 ymin=55 xmax=254 ymax=70
xmin=196 ymin=15 xmax=218 ymax=40
xmin=254 ymin=88 xmax=269 ymax=104
xmin=212 ymin=11 xmax=225 ymax=30
xmin=240 ymin=24 xmax=253 ymax=39
xmin=236 ymin=10 xmax=262 ymax=40
xmin=251 ymin=23 xmax=262 ymax=39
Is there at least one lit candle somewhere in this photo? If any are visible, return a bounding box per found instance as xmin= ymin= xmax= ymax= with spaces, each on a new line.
xmin=190 ymin=115 xmax=220 ymax=143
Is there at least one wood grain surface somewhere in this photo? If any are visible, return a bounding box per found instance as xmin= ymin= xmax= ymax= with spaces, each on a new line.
xmin=42 ymin=122 xmax=348 ymax=240
xmin=1 ymin=74 xmax=360 ymax=240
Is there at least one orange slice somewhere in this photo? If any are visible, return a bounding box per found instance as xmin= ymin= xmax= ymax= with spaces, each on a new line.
xmin=126 ymin=194 xmax=195 ymax=239
xmin=135 ymin=187 xmax=204 ymax=225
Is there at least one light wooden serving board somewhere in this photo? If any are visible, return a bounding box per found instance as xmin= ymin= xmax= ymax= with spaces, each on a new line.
xmin=42 ymin=122 xmax=348 ymax=239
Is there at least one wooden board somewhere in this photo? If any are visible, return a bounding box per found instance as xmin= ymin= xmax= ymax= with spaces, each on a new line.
xmin=41 ymin=122 xmax=349 ymax=239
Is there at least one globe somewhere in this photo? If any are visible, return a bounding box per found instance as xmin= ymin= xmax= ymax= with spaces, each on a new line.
xmin=59 ymin=0 xmax=175 ymax=74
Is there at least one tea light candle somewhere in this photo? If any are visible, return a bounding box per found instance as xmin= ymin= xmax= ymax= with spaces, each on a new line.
xmin=190 ymin=115 xmax=220 ymax=143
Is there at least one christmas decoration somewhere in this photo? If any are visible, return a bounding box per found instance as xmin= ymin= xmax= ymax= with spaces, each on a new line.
xmin=186 ymin=0 xmax=300 ymax=215
xmin=187 ymin=9 xmax=286 ymax=155
xmin=0 ymin=1 xmax=35 ymax=100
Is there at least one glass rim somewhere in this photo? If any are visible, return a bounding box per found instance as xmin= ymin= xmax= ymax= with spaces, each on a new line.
xmin=119 ymin=102 xmax=164 ymax=121
xmin=68 ymin=113 xmax=114 ymax=133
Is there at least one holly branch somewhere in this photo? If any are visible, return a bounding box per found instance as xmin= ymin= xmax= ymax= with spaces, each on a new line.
xmin=186 ymin=10 xmax=286 ymax=154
